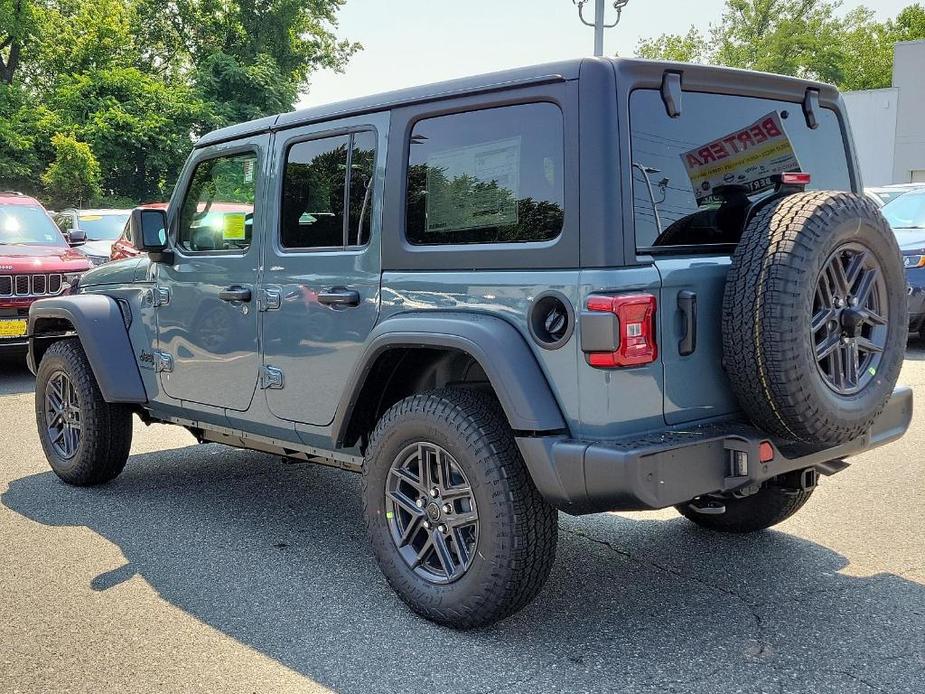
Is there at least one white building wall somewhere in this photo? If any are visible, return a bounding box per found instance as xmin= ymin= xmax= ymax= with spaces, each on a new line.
xmin=892 ymin=40 xmax=925 ymax=184
xmin=843 ymin=88 xmax=898 ymax=187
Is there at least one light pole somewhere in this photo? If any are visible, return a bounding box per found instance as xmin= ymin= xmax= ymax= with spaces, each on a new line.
xmin=572 ymin=0 xmax=631 ymax=57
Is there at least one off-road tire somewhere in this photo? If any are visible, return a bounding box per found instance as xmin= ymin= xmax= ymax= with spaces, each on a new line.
xmin=723 ymin=191 xmax=906 ymax=445
xmin=35 ymin=339 xmax=133 ymax=486
xmin=675 ymin=484 xmax=814 ymax=533
xmin=362 ymin=388 xmax=558 ymax=628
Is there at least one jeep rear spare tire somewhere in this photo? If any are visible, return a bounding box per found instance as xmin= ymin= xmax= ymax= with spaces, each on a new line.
xmin=723 ymin=191 xmax=907 ymax=445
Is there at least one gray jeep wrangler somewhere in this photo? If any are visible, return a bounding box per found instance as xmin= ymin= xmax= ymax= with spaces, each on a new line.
xmin=28 ymin=58 xmax=913 ymax=628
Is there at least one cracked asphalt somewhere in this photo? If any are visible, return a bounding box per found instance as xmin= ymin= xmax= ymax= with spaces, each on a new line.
xmin=1 ymin=344 xmax=923 ymax=694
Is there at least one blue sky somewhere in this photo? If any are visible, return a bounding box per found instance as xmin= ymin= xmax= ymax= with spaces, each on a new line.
xmin=301 ymin=0 xmax=912 ymax=107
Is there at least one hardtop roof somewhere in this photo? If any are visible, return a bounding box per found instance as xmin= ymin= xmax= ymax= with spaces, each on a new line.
xmin=194 ymin=57 xmax=840 ymax=149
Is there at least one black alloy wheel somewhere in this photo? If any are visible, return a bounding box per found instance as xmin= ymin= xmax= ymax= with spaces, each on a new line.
xmin=385 ymin=442 xmax=479 ymax=584
xmin=44 ymin=370 xmax=82 ymax=459
xmin=813 ymin=242 xmax=888 ymax=395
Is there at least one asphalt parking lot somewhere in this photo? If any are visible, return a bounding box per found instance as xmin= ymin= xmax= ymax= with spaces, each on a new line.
xmin=1 ymin=347 xmax=923 ymax=694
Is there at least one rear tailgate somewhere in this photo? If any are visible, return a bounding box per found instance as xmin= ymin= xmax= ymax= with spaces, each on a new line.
xmin=625 ymin=78 xmax=854 ymax=426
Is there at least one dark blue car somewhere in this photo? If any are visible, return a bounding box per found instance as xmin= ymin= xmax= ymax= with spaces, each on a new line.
xmin=882 ymin=190 xmax=925 ymax=338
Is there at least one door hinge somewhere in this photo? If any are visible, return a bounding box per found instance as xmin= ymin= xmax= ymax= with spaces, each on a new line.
xmin=257 ymin=287 xmax=281 ymax=312
xmin=260 ymin=365 xmax=284 ymax=389
xmin=153 ymin=351 xmax=174 ymax=373
xmin=152 ymin=286 xmax=170 ymax=307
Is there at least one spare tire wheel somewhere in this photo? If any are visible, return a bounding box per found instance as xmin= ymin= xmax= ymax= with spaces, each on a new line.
xmin=722 ymin=191 xmax=906 ymax=446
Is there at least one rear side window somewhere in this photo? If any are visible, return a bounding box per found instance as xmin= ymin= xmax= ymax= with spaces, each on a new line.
xmin=406 ymin=103 xmax=565 ymax=245
xmin=630 ymin=90 xmax=852 ymax=251
xmin=281 ymin=130 xmax=376 ymax=250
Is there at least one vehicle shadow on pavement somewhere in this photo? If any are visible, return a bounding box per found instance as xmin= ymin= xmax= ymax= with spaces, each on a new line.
xmin=3 ymin=444 xmax=923 ymax=693
xmin=0 ymin=355 xmax=34 ymax=396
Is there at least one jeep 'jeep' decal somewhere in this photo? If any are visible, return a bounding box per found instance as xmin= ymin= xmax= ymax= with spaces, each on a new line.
xmin=680 ymin=111 xmax=802 ymax=205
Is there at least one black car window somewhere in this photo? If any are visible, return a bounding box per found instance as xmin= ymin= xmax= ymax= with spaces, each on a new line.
xmin=406 ymin=102 xmax=565 ymax=245
xmin=629 ymin=90 xmax=852 ymax=251
xmin=281 ymin=131 xmax=376 ymax=250
xmin=177 ymin=152 xmax=257 ymax=253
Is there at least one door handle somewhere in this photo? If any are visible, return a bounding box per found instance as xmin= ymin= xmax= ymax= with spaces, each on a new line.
xmin=678 ymin=290 xmax=697 ymax=356
xmin=317 ymin=287 xmax=361 ymax=308
xmin=219 ymin=286 xmax=252 ymax=302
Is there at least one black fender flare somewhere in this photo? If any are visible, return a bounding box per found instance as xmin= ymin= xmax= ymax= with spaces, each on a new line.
xmin=332 ymin=311 xmax=568 ymax=447
xmin=27 ymin=295 xmax=148 ymax=404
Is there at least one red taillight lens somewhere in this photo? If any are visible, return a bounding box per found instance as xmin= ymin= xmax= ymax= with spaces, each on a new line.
xmin=585 ymin=293 xmax=658 ymax=367
xmin=781 ymin=171 xmax=811 ymax=186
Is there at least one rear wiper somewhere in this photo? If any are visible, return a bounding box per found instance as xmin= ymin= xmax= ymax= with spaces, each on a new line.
xmin=894 ymin=226 xmax=925 ymax=229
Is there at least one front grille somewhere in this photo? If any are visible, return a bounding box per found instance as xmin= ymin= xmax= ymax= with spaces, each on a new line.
xmin=0 ymin=274 xmax=66 ymax=298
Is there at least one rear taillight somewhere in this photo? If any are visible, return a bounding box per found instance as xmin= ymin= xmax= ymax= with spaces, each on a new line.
xmin=584 ymin=293 xmax=658 ymax=367
xmin=780 ymin=172 xmax=811 ymax=186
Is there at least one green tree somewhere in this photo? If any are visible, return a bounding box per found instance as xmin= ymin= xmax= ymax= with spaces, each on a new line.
xmin=41 ymin=132 xmax=102 ymax=207
xmin=133 ymin=0 xmax=360 ymax=130
xmin=635 ymin=1 xmax=925 ymax=90
xmin=0 ymin=0 xmax=36 ymax=84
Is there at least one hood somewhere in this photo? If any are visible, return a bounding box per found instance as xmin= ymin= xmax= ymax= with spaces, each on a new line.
xmin=0 ymin=244 xmax=92 ymax=273
xmin=80 ymin=239 xmax=116 ymax=258
xmin=892 ymin=228 xmax=925 ymax=253
xmin=78 ymin=256 xmax=149 ymax=288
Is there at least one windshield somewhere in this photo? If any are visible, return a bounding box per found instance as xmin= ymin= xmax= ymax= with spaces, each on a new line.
xmin=0 ymin=204 xmax=66 ymax=247
xmin=79 ymin=212 xmax=130 ymax=241
xmin=871 ymin=190 xmax=908 ymax=206
xmin=882 ymin=192 xmax=925 ymax=229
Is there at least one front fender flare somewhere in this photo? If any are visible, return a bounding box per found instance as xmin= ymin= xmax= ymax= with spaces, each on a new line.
xmin=28 ymin=295 xmax=147 ymax=404
xmin=332 ymin=312 xmax=567 ymax=447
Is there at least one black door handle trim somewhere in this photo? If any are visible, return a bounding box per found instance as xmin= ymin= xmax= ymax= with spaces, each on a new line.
xmin=678 ymin=290 xmax=697 ymax=356
xmin=219 ymin=286 xmax=252 ymax=302
xmin=318 ymin=288 xmax=361 ymax=308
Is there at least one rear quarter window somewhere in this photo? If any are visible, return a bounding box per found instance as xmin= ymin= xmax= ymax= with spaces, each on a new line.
xmin=405 ymin=102 xmax=565 ymax=245
xmin=630 ymin=90 xmax=852 ymax=252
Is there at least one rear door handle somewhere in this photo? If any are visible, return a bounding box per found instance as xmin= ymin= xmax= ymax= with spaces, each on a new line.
xmin=219 ymin=286 xmax=252 ymax=303
xmin=317 ymin=288 xmax=360 ymax=308
xmin=678 ymin=290 xmax=697 ymax=356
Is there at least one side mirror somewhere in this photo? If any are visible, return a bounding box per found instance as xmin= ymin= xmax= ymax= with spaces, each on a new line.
xmin=67 ymin=228 xmax=87 ymax=246
xmin=131 ymin=208 xmax=172 ymax=262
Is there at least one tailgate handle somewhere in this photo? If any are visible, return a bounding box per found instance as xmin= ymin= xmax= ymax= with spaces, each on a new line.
xmin=678 ymin=290 xmax=697 ymax=356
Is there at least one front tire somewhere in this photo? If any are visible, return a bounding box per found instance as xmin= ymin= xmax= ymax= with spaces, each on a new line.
xmin=362 ymin=388 xmax=558 ymax=628
xmin=35 ymin=340 xmax=133 ymax=486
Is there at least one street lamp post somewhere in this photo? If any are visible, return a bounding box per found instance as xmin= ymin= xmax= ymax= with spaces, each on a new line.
xmin=572 ymin=0 xmax=631 ymax=57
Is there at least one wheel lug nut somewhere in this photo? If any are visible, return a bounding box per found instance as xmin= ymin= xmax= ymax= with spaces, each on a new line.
xmin=438 ymin=524 xmax=447 ymax=533
xmin=442 ymin=504 xmax=452 ymax=513
xmin=416 ymin=498 xmax=425 ymax=508
xmin=423 ymin=520 xmax=432 ymax=530
xmin=430 ymin=488 xmax=439 ymax=498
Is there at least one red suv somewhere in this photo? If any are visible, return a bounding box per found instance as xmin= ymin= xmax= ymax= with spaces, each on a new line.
xmin=1 ymin=192 xmax=91 ymax=351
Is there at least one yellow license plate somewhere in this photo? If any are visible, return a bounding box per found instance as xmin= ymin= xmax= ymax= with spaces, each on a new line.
xmin=0 ymin=319 xmax=27 ymax=338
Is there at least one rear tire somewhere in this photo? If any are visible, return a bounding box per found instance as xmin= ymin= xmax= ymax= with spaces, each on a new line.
xmin=35 ymin=339 xmax=133 ymax=486
xmin=362 ymin=388 xmax=558 ymax=628
xmin=675 ymin=483 xmax=814 ymax=534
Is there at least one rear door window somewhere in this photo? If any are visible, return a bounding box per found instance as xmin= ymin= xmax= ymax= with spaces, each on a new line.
xmin=630 ymin=90 xmax=852 ymax=252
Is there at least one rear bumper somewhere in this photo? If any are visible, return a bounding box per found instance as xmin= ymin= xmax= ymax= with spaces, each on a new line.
xmin=517 ymin=386 xmax=913 ymax=515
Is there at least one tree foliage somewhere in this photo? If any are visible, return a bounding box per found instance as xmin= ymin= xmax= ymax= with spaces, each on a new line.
xmin=636 ymin=1 xmax=925 ymax=91
xmin=41 ymin=132 xmax=102 ymax=207
xmin=0 ymin=0 xmax=357 ymax=205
